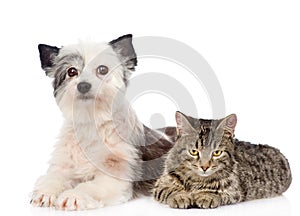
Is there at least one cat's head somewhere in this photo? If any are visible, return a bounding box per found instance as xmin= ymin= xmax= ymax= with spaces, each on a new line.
xmin=166 ymin=111 xmax=237 ymax=178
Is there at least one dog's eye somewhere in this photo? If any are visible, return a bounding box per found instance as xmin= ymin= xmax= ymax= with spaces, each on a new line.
xmin=67 ymin=67 xmax=78 ymax=77
xmin=97 ymin=65 xmax=109 ymax=75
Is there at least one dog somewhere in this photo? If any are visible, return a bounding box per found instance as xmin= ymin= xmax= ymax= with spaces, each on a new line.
xmin=30 ymin=34 xmax=175 ymax=210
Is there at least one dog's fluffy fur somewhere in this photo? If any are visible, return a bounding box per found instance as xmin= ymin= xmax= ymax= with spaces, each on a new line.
xmin=31 ymin=35 xmax=148 ymax=210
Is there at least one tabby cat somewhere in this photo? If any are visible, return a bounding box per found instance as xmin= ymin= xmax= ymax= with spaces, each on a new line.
xmin=153 ymin=111 xmax=292 ymax=208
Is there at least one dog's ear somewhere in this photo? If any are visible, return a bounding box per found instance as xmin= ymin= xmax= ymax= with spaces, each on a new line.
xmin=109 ymin=34 xmax=137 ymax=70
xmin=38 ymin=44 xmax=60 ymax=76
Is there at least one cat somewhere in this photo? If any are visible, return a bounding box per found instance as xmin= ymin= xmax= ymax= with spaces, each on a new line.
xmin=153 ymin=111 xmax=292 ymax=209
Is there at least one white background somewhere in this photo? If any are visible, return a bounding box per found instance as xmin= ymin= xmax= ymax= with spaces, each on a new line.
xmin=0 ymin=0 xmax=299 ymax=216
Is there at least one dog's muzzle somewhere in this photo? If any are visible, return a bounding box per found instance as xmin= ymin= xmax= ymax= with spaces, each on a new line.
xmin=77 ymin=82 xmax=91 ymax=94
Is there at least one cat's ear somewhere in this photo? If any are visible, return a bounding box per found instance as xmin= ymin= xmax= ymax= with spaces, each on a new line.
xmin=38 ymin=44 xmax=60 ymax=77
xmin=175 ymin=111 xmax=195 ymax=136
xmin=109 ymin=34 xmax=137 ymax=69
xmin=218 ymin=114 xmax=237 ymax=136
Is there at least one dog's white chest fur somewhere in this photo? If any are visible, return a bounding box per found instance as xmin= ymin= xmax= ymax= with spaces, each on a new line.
xmin=50 ymin=119 xmax=139 ymax=182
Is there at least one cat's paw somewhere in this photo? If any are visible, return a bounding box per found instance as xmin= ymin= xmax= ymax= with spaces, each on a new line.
xmin=194 ymin=194 xmax=221 ymax=209
xmin=167 ymin=193 xmax=192 ymax=209
xmin=56 ymin=189 xmax=103 ymax=211
xmin=30 ymin=192 xmax=56 ymax=207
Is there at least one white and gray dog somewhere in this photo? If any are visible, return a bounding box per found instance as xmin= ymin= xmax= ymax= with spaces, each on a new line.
xmin=31 ymin=34 xmax=175 ymax=210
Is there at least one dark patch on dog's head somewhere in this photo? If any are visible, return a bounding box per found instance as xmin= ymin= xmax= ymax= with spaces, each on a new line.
xmin=109 ymin=34 xmax=137 ymax=66
xmin=52 ymin=53 xmax=84 ymax=97
xmin=38 ymin=43 xmax=84 ymax=97
xmin=38 ymin=44 xmax=60 ymax=74
xmin=110 ymin=34 xmax=137 ymax=85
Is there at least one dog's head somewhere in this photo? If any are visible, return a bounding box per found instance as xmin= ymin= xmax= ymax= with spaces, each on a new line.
xmin=38 ymin=34 xmax=137 ymax=121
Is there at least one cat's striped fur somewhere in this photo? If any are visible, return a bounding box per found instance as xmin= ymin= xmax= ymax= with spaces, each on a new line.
xmin=153 ymin=111 xmax=292 ymax=208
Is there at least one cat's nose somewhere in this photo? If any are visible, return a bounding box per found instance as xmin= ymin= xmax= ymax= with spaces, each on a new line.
xmin=77 ymin=82 xmax=91 ymax=94
xmin=201 ymin=165 xmax=209 ymax=172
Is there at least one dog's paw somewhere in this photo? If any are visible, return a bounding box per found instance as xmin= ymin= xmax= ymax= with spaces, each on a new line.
xmin=30 ymin=192 xmax=56 ymax=208
xmin=56 ymin=189 xmax=103 ymax=211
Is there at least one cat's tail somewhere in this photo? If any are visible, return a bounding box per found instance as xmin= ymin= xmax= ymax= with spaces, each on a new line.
xmin=263 ymin=144 xmax=292 ymax=196
xmin=133 ymin=125 xmax=176 ymax=196
xmin=279 ymin=151 xmax=292 ymax=194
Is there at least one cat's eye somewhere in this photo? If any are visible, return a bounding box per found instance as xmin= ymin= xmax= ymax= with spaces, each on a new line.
xmin=189 ymin=149 xmax=199 ymax=156
xmin=213 ymin=150 xmax=223 ymax=157
xmin=97 ymin=65 xmax=109 ymax=75
xmin=67 ymin=67 xmax=78 ymax=77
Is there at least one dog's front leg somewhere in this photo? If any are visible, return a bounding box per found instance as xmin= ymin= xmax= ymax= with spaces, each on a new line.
xmin=55 ymin=174 xmax=133 ymax=210
xmin=31 ymin=171 xmax=73 ymax=207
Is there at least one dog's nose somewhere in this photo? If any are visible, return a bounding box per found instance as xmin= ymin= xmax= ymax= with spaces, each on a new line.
xmin=77 ymin=82 xmax=91 ymax=94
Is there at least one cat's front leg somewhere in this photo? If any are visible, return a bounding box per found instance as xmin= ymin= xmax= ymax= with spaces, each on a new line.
xmin=166 ymin=191 xmax=192 ymax=209
xmin=31 ymin=172 xmax=72 ymax=207
xmin=153 ymin=187 xmax=192 ymax=209
xmin=55 ymin=174 xmax=133 ymax=210
xmin=153 ymin=174 xmax=192 ymax=209
xmin=193 ymin=192 xmax=222 ymax=209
